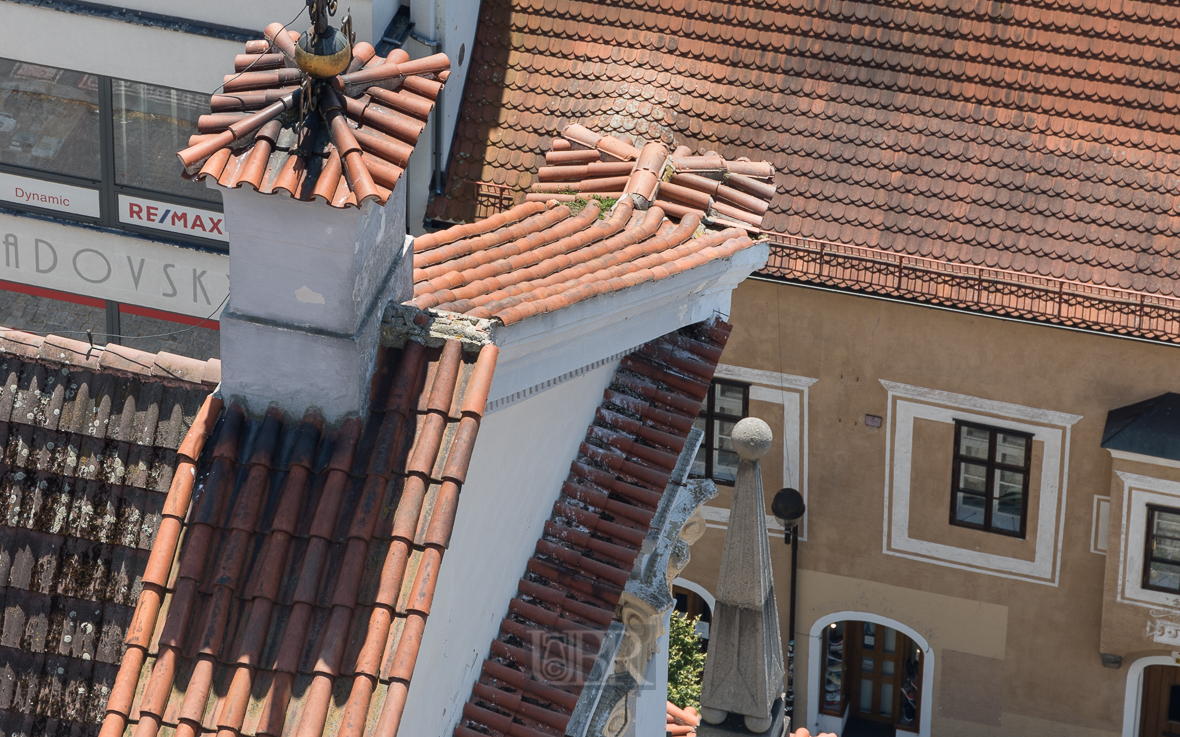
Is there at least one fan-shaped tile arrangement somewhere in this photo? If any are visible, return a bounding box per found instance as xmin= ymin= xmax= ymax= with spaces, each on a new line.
xmin=178 ymin=22 xmax=450 ymax=209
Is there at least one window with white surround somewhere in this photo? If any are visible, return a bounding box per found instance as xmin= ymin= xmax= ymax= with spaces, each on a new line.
xmin=1144 ymin=505 xmax=1180 ymax=595
xmin=691 ymin=379 xmax=749 ymax=485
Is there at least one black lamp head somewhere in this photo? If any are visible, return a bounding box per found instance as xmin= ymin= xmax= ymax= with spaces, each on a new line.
xmin=772 ymin=487 xmax=806 ymax=533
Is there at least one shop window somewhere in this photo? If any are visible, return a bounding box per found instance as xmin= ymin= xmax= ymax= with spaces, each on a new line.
xmin=950 ymin=420 xmax=1031 ymax=537
xmin=112 ymin=80 xmax=218 ymax=203
xmin=691 ymin=380 xmax=749 ymax=485
xmin=0 ymin=58 xmax=100 ymax=180
xmin=0 ymin=56 xmax=223 ymax=247
xmin=1143 ymin=504 xmax=1180 ymax=594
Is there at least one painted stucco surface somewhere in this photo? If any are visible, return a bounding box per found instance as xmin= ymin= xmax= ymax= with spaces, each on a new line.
xmin=678 ymin=278 xmax=1180 ymax=736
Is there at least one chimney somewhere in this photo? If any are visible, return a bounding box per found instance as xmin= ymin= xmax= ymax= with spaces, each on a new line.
xmin=175 ymin=10 xmax=450 ymax=422
xmin=217 ymin=179 xmax=411 ymax=422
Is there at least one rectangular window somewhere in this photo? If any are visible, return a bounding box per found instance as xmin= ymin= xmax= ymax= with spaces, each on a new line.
xmin=950 ymin=421 xmax=1032 ymax=537
xmin=0 ymin=56 xmax=222 ymax=247
xmin=1144 ymin=505 xmax=1180 ymax=594
xmin=691 ymin=380 xmax=749 ymax=485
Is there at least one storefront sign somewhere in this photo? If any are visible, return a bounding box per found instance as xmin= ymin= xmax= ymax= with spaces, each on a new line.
xmin=1 ymin=211 xmax=228 ymax=319
xmin=0 ymin=171 xmax=100 ymax=218
xmin=118 ymin=194 xmax=228 ymax=243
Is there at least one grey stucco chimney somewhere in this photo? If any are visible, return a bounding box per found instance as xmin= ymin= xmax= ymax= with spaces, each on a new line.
xmin=216 ymin=175 xmax=411 ymax=423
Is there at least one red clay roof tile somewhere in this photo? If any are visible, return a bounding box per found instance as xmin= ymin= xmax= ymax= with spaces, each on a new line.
xmin=178 ymin=23 xmax=449 ymax=210
xmin=101 ymin=340 xmax=499 ymax=737
xmin=453 ymin=319 xmax=729 ymax=737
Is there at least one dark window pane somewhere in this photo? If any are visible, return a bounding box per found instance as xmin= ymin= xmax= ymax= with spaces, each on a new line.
xmin=713 ymin=418 xmax=738 ymax=483
xmin=715 ymin=383 xmax=744 ymax=416
xmin=0 ymin=58 xmax=100 ymax=179
xmin=959 ymin=425 xmax=990 ymax=459
xmin=1148 ymin=560 xmax=1180 ymax=593
xmin=991 ymin=471 xmax=1023 ymax=532
xmin=954 ymin=491 xmax=985 ymax=525
xmin=112 ymin=79 xmax=220 ymax=203
xmin=1168 ymin=684 xmax=1180 ymax=723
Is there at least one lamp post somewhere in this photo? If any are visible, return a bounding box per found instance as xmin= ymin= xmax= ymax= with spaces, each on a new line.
xmin=771 ymin=488 xmax=805 ymax=719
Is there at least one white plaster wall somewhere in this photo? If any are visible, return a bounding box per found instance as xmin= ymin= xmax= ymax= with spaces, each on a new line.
xmin=4 ymin=4 xmax=243 ymax=93
xmin=5 ymin=1 xmax=401 ymax=95
xmin=634 ymin=612 xmax=672 ymax=736
xmin=398 ymin=359 xmax=621 ymax=737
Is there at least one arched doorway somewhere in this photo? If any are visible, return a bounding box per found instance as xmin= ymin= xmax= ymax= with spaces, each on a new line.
xmin=1125 ymin=657 xmax=1180 ymax=737
xmin=808 ymin=613 xmax=934 ymax=737
xmin=672 ymin=577 xmax=715 ymax=645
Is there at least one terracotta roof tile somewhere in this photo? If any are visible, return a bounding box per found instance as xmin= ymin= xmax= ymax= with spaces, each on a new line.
xmin=100 ymin=340 xmax=498 ymax=737
xmin=178 ymin=24 xmax=449 ymax=210
xmin=0 ymin=329 xmax=219 ymax=735
xmin=454 ymin=319 xmax=730 ymax=737
xmin=432 ymin=0 xmax=1180 ymax=304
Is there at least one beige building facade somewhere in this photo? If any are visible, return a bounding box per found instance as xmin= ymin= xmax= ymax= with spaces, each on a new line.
xmin=678 ymin=277 xmax=1180 ymax=737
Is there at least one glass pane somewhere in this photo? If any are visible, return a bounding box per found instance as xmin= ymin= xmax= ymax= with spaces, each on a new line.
xmin=992 ymin=471 xmax=1024 ymax=532
xmin=958 ymin=462 xmax=987 ymax=492
xmin=713 ymin=419 xmax=738 ymax=483
xmin=1156 ymin=535 xmax=1180 ymax=563
xmin=862 ymin=622 xmax=875 ymax=648
xmin=715 ymin=384 xmax=745 ymax=417
xmin=883 ymin=627 xmax=896 ymax=654
xmin=880 ymin=683 xmax=894 ymax=718
xmin=861 ymin=657 xmax=874 ymax=673
xmin=859 ymin=679 xmax=872 ymax=712
xmin=1155 ymin=510 xmax=1180 ymax=540
xmin=0 ymin=57 xmax=100 ymax=179
xmin=1148 ymin=561 xmax=1180 ymax=592
xmin=955 ymin=491 xmax=986 ymax=525
xmin=959 ymin=425 xmax=990 ymax=459
xmin=996 ymin=432 xmax=1027 ymax=466
xmin=112 ymin=79 xmax=221 ymax=203
xmin=691 ymin=416 xmax=707 ymax=477
xmin=882 ymin=660 xmax=895 ymax=677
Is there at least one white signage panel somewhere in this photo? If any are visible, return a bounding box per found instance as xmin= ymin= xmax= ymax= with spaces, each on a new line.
xmin=0 ymin=171 xmax=101 ymax=218
xmin=0 ymin=211 xmax=228 ymax=319
xmin=118 ymin=194 xmax=229 ymax=243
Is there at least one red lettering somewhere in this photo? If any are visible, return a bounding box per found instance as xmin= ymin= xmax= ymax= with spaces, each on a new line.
xmin=170 ymin=212 xmax=188 ymax=228
xmin=14 ymin=187 xmax=24 ymax=199
xmin=192 ymin=215 xmax=207 ymax=232
xmin=62 ymin=199 xmax=69 ymax=207
xmin=208 ymin=218 xmax=224 ymax=235
xmin=129 ymin=203 xmax=143 ymax=220
xmin=145 ymin=206 xmax=158 ymax=222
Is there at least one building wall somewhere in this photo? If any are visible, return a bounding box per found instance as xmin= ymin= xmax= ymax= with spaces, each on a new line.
xmin=678 ymin=278 xmax=1180 ymax=736
xmin=397 ymin=359 xmax=621 ymax=737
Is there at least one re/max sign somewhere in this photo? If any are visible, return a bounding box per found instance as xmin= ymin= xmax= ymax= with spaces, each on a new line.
xmin=118 ymin=194 xmax=228 ymax=243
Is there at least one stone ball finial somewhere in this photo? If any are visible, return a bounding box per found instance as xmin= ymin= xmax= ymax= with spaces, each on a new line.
xmin=731 ymin=417 xmax=772 ymax=460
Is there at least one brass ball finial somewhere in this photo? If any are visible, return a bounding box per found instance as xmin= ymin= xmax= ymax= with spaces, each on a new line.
xmin=295 ymin=0 xmax=353 ymax=79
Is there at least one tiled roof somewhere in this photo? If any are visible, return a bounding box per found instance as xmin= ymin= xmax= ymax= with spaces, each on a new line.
xmin=411 ymin=134 xmax=766 ymax=325
xmin=433 ymin=0 xmax=1180 ymax=297
xmin=178 ymin=23 xmax=450 ymax=209
xmin=667 ymin=701 xmax=699 ymax=736
xmin=0 ymin=328 xmax=219 ymax=737
xmin=522 ymin=123 xmax=774 ymax=228
xmin=99 ymin=339 xmax=498 ymax=737
xmin=454 ymin=319 xmax=730 ymax=737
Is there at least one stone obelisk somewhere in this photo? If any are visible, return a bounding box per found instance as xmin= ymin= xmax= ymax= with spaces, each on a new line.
xmin=699 ymin=417 xmax=786 ymax=734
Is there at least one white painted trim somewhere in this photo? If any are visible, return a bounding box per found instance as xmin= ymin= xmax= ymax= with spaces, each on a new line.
xmin=1115 ymin=472 xmax=1180 ymax=612
xmin=1122 ymin=656 xmax=1179 ymax=737
xmin=716 ymin=363 xmax=816 ymax=539
xmin=1093 ymin=496 xmax=1111 ymax=555
xmin=1109 ymin=449 xmax=1180 ymax=470
xmin=879 ymin=380 xmax=1084 ymax=427
xmin=881 ymin=383 xmax=1076 ymax=586
xmin=713 ymin=365 xmax=818 ymax=390
xmin=806 ymin=612 xmax=934 ymax=737
xmin=484 ymin=349 xmax=628 ymax=415
xmin=672 ymin=577 xmax=717 ymax=612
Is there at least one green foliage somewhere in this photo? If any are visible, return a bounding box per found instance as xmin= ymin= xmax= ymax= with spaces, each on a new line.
xmin=667 ymin=611 xmax=706 ymax=710
xmin=567 ymin=194 xmax=618 ymax=219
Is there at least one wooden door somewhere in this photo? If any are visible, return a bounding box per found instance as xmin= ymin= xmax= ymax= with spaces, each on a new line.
xmin=1141 ymin=665 xmax=1180 ymax=737
xmin=849 ymin=622 xmax=905 ymax=723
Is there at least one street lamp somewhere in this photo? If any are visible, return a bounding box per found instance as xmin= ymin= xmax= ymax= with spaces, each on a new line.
xmin=771 ymin=487 xmax=806 ymax=720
